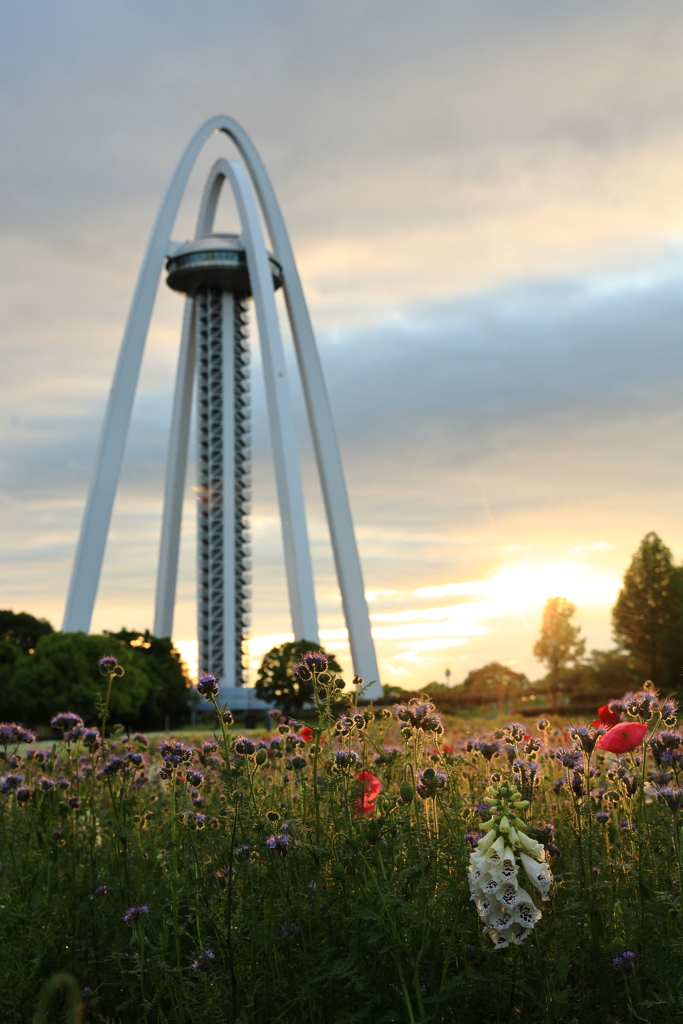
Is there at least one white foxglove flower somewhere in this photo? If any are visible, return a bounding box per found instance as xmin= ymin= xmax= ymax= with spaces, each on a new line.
xmin=519 ymin=851 xmax=553 ymax=900
xmin=467 ymin=777 xmax=554 ymax=948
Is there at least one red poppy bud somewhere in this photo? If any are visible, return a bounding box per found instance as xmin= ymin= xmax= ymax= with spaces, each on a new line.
xmin=596 ymin=722 xmax=648 ymax=754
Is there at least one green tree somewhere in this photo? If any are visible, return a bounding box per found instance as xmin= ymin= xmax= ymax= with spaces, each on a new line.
xmin=105 ymin=628 xmax=192 ymax=729
xmin=533 ymin=597 xmax=586 ymax=714
xmin=8 ymin=632 xmax=152 ymax=726
xmin=612 ymin=532 xmax=683 ymax=691
xmin=255 ymin=640 xmax=342 ymax=710
xmin=0 ymin=609 xmax=54 ymax=654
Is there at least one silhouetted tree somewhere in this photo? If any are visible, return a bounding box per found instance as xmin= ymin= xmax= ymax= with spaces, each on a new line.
xmin=255 ymin=641 xmax=342 ymax=710
xmin=448 ymin=662 xmax=530 ymax=710
xmin=105 ymin=629 xmax=192 ymax=729
xmin=612 ymin=532 xmax=683 ymax=691
xmin=533 ymin=597 xmax=586 ymax=714
xmin=0 ymin=609 xmax=54 ymax=654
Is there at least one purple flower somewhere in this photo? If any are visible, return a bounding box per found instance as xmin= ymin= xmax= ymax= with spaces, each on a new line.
xmin=186 ymin=770 xmax=204 ymax=787
xmin=16 ymin=787 xmax=32 ymax=804
xmin=280 ymin=924 xmax=301 ymax=938
xmin=94 ymin=884 xmax=108 ymax=896
xmin=613 ymin=951 xmax=638 ymax=973
xmin=98 ymin=656 xmax=119 ymax=673
xmin=196 ymin=673 xmax=219 ymax=698
xmin=68 ymin=797 xmax=81 ymax=809
xmin=123 ymin=904 xmax=150 ymax=924
xmin=83 ymin=729 xmax=101 ymax=751
xmin=265 ymin=832 xmax=290 ymax=854
xmin=39 ymin=777 xmax=56 ymax=791
xmin=0 ymin=723 xmax=36 ymax=748
xmin=234 ymin=736 xmax=256 ymax=756
xmin=50 ymin=713 xmax=84 ymax=733
xmin=192 ymin=948 xmax=215 ymax=971
xmin=333 ymin=750 xmax=358 ymax=771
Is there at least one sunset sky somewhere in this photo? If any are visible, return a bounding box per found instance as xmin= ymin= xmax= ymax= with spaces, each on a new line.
xmin=2 ymin=0 xmax=683 ymax=688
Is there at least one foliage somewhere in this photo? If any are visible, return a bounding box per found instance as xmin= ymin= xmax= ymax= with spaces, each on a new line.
xmin=612 ymin=531 xmax=683 ymax=691
xmin=534 ymin=597 xmax=586 ymax=714
xmin=4 ymin=632 xmax=152 ymax=725
xmin=2 ymin=657 xmax=683 ymax=1022
xmin=0 ymin=608 xmax=54 ymax=654
xmin=442 ymin=662 xmax=531 ymax=711
xmin=104 ymin=629 xmax=192 ymax=729
xmin=255 ymin=639 xmax=341 ymax=708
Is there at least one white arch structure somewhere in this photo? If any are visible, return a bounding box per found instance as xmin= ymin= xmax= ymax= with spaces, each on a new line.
xmin=62 ymin=116 xmax=382 ymax=698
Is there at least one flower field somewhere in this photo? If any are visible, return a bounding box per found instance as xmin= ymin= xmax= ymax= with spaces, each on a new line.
xmin=2 ymin=655 xmax=683 ymax=1023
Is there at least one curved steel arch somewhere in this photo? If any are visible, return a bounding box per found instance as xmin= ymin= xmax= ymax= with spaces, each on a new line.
xmin=62 ymin=116 xmax=381 ymax=696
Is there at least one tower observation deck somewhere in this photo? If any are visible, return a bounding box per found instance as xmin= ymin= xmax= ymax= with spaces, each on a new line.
xmin=166 ymin=235 xmax=282 ymax=685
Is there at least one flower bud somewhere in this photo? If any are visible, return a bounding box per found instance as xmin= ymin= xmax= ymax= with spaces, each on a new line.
xmin=399 ymin=781 xmax=415 ymax=804
xmin=255 ymin=749 xmax=267 ymax=766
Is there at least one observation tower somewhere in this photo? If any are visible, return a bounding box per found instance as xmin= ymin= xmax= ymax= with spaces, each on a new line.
xmin=62 ymin=117 xmax=382 ymax=699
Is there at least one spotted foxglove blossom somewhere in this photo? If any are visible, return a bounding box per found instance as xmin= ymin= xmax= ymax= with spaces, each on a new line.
xmin=467 ymin=779 xmax=553 ymax=949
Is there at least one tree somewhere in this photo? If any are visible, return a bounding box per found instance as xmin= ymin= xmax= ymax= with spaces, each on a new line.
xmin=612 ymin=532 xmax=683 ymax=691
xmin=0 ymin=609 xmax=54 ymax=654
xmin=105 ymin=628 xmax=192 ymax=729
xmin=533 ymin=597 xmax=586 ymax=714
xmin=255 ymin=641 xmax=342 ymax=710
xmin=8 ymin=632 xmax=152 ymax=726
xmin=448 ymin=663 xmax=530 ymax=710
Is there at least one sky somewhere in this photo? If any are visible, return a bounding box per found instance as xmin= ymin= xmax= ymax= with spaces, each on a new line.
xmin=2 ymin=0 xmax=683 ymax=689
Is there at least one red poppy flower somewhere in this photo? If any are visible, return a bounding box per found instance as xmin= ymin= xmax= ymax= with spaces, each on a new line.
xmin=300 ymin=727 xmax=314 ymax=743
xmin=592 ymin=705 xmax=622 ymax=729
xmin=354 ymin=771 xmax=382 ymax=817
xmin=596 ymin=722 xmax=648 ymax=754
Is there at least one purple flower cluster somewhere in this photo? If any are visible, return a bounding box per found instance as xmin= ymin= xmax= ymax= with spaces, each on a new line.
xmin=196 ymin=672 xmax=219 ymax=699
xmin=123 ymin=904 xmax=150 ymax=924
xmin=613 ymin=950 xmax=638 ymax=973
xmin=393 ymin=699 xmax=443 ymax=735
xmin=0 ymin=723 xmax=36 ymax=749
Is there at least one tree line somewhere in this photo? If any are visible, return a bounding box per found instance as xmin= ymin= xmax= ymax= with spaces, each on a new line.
xmin=411 ymin=531 xmax=683 ymax=715
xmin=0 ymin=615 xmax=192 ymax=730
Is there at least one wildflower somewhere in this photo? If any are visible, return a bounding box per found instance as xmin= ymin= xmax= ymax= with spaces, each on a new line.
xmin=50 ymin=713 xmax=84 ymax=733
xmin=234 ymin=844 xmax=250 ymax=859
xmin=393 ymin=699 xmax=443 ymax=733
xmin=597 ymin=722 xmax=648 ymax=754
xmin=16 ymin=787 xmax=32 ymax=804
xmin=467 ymin=778 xmax=552 ymax=948
xmin=660 ymin=698 xmax=679 ymax=727
xmin=265 ymin=832 xmax=290 ymax=854
xmin=656 ymin=786 xmax=683 ymax=813
xmin=355 ymin=771 xmax=382 ymax=816
xmin=613 ymin=951 xmax=638 ymax=973
xmin=300 ymin=726 xmax=314 ymax=743
xmin=333 ymin=750 xmax=358 ymax=772
xmin=192 ymin=948 xmax=215 ymax=971
xmin=186 ymin=770 xmax=203 ymax=787
xmin=234 ymin=736 xmax=256 ymax=756
xmin=68 ymin=797 xmax=81 ymax=809
xmin=554 ymin=746 xmax=583 ymax=770
xmin=39 ymin=777 xmax=56 ymax=791
xmin=196 ymin=673 xmax=219 ymax=698
xmin=94 ymin=884 xmax=108 ymax=896
xmin=596 ymin=811 xmax=610 ymax=824
xmin=286 ymin=755 xmax=307 ymax=770
xmin=83 ymin=729 xmax=101 ymax=751
xmin=570 ymin=723 xmax=605 ymax=756
xmin=416 ymin=767 xmax=447 ymax=800
xmin=280 ymin=924 xmax=301 ymax=938
xmin=477 ymin=741 xmax=501 ymax=762
xmin=123 ymin=904 xmax=150 ymax=924
xmin=98 ymin=656 xmax=123 ymax=676
xmin=536 ymin=719 xmax=550 ymax=732
xmin=592 ymin=705 xmax=622 ymax=728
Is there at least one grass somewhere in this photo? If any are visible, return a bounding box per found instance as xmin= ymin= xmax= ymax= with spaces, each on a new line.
xmin=1 ymin=666 xmax=683 ymax=1023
